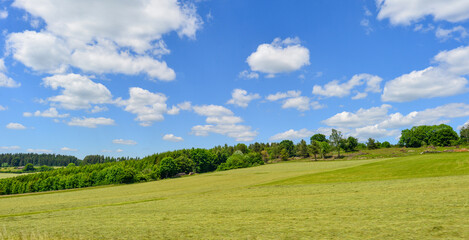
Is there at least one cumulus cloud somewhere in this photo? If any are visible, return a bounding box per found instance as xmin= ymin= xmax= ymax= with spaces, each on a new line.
xmin=436 ymin=26 xmax=468 ymax=41
xmin=269 ymin=128 xmax=315 ymax=141
xmin=0 ymin=146 xmax=20 ymax=151
xmin=266 ymin=90 xmax=324 ymax=112
xmin=266 ymin=90 xmax=301 ymax=101
xmin=191 ymin=104 xmax=257 ymax=141
xmin=61 ymin=147 xmax=77 ymax=152
xmin=27 ymin=148 xmax=52 ymax=153
xmin=227 ymin=89 xmax=260 ymax=108
xmin=246 ymin=37 xmax=310 ymax=77
xmin=6 ymin=122 xmax=26 ymax=130
xmin=322 ymin=103 xmax=469 ymax=140
xmin=118 ymin=87 xmax=169 ymax=126
xmin=0 ymin=58 xmax=21 ymax=88
xmin=377 ymin=0 xmax=469 ymax=25
xmin=23 ymin=107 xmax=69 ymax=118
xmin=0 ymin=105 xmax=6 ymax=111
xmin=43 ymin=74 xmax=113 ymax=110
xmin=312 ymin=73 xmax=382 ymax=98
xmin=382 ymin=45 xmax=469 ymax=102
xmin=323 ymin=104 xmax=392 ymax=128
xmin=67 ymin=117 xmax=115 ymax=128
xmin=112 ymin=139 xmax=137 ymax=145
xmin=0 ymin=9 xmax=7 ymax=19
xmin=162 ymin=134 xmax=184 ymax=142
xmin=7 ymin=0 xmax=203 ymax=80
xmin=238 ymin=70 xmax=259 ymax=79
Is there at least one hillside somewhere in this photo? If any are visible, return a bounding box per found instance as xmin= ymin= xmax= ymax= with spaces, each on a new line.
xmin=0 ymin=153 xmax=468 ymax=239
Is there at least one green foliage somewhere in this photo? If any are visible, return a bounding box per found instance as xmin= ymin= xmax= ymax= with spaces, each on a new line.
xmin=190 ymin=148 xmax=216 ymax=173
xmin=461 ymin=124 xmax=469 ymax=144
xmin=366 ymin=138 xmax=379 ymax=150
xmin=318 ymin=142 xmax=331 ymax=159
xmin=340 ymin=136 xmax=358 ymax=152
xmin=399 ymin=124 xmax=459 ymax=147
xmin=309 ymin=141 xmax=321 ymax=161
xmin=23 ymin=163 xmax=35 ymax=172
xmin=279 ymin=140 xmax=295 ymax=157
xmin=157 ymin=157 xmax=178 ymax=179
xmin=280 ymin=149 xmax=289 ymax=161
xmin=329 ymin=129 xmax=343 ymax=157
xmin=310 ymin=134 xmax=327 ymax=143
xmin=217 ymin=152 xmax=263 ymax=171
xmin=0 ymin=153 xmax=80 ymax=167
xmin=380 ymin=141 xmax=391 ymax=148
xmin=296 ymin=140 xmax=309 ymax=158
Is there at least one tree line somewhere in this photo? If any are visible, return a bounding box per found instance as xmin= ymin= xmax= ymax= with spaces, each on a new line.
xmin=1 ymin=123 xmax=467 ymax=195
xmin=0 ymin=153 xmax=81 ymax=168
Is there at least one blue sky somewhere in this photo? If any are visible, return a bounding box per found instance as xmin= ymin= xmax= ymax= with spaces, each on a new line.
xmin=0 ymin=0 xmax=468 ymax=159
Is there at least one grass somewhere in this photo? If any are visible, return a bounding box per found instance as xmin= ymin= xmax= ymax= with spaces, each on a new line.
xmin=0 ymin=153 xmax=468 ymax=239
xmin=0 ymin=173 xmax=24 ymax=179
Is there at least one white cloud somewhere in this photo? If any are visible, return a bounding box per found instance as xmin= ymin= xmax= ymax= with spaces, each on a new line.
xmin=377 ymin=0 xmax=469 ymax=25
xmin=312 ymin=73 xmax=382 ymax=98
xmin=7 ymin=31 xmax=70 ymax=73
xmin=227 ymin=89 xmax=260 ymax=108
xmin=269 ymin=128 xmax=315 ymax=141
xmin=352 ymin=125 xmax=400 ymax=140
xmin=0 ymin=9 xmax=7 ymax=19
xmin=193 ymin=104 xmax=233 ymax=117
xmin=43 ymin=74 xmax=113 ymax=110
xmin=67 ymin=117 xmax=115 ymax=128
xmin=246 ymin=37 xmax=310 ymax=76
xmin=118 ymin=87 xmax=169 ymax=126
xmin=162 ymin=134 xmax=184 ymax=142
xmin=112 ymin=139 xmax=137 ymax=145
xmin=323 ymin=104 xmax=392 ymax=128
xmin=267 ymin=90 xmax=324 ymax=112
xmin=6 ymin=122 xmax=26 ymax=130
xmin=89 ymin=106 xmax=108 ymax=114
xmin=0 ymin=73 xmax=21 ymax=88
xmin=27 ymin=148 xmax=52 ymax=153
xmin=116 ymin=149 xmax=124 ymax=153
xmin=239 ymin=70 xmax=259 ymax=79
xmin=7 ymin=0 xmax=203 ymax=80
xmin=0 ymin=146 xmax=20 ymax=151
xmin=322 ymin=103 xmax=469 ymax=140
xmin=436 ymin=26 xmax=468 ymax=41
xmin=23 ymin=108 xmax=69 ymax=118
xmin=266 ymin=90 xmax=301 ymax=101
xmin=191 ymin=104 xmax=257 ymax=141
xmin=281 ymin=96 xmax=313 ymax=112
xmin=382 ymin=68 xmax=468 ymax=102
xmin=61 ymin=147 xmax=77 ymax=152
xmin=0 ymin=105 xmax=7 ymax=111
xmin=380 ymin=103 xmax=469 ymax=128
xmin=383 ymin=45 xmax=469 ymax=102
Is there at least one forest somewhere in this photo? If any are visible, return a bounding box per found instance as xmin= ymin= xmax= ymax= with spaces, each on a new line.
xmin=0 ymin=124 xmax=467 ymax=195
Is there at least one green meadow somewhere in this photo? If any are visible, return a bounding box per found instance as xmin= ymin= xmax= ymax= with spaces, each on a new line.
xmin=1 ymin=153 xmax=468 ymax=239
xmin=0 ymin=173 xmax=24 ymax=179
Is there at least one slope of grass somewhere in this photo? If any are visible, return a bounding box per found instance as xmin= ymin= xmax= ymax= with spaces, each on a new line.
xmin=0 ymin=155 xmax=468 ymax=239
xmin=0 ymin=173 xmax=24 ymax=179
xmin=270 ymin=152 xmax=469 ymax=185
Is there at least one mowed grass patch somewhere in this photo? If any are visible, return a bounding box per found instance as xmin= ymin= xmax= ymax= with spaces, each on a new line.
xmin=0 ymin=156 xmax=468 ymax=239
xmin=270 ymin=152 xmax=469 ymax=185
xmin=0 ymin=173 xmax=24 ymax=179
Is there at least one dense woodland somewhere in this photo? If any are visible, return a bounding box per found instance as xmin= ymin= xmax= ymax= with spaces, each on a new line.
xmin=0 ymin=124 xmax=467 ymax=195
xmin=0 ymin=153 xmax=80 ymax=167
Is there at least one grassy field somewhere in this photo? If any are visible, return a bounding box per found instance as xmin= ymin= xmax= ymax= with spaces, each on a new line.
xmin=0 ymin=173 xmax=24 ymax=179
xmin=0 ymin=153 xmax=468 ymax=239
